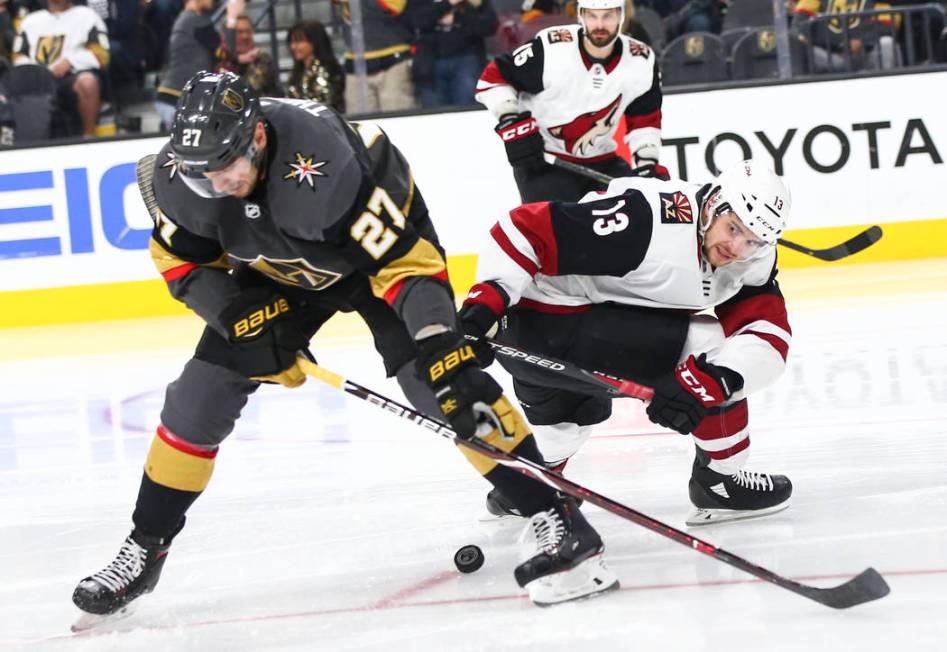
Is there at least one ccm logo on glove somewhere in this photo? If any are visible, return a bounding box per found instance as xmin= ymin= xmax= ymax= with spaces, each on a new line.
xmin=233 ymin=298 xmax=290 ymax=339
xmin=498 ymin=118 xmax=538 ymax=141
xmin=428 ymin=344 xmax=476 ymax=383
xmin=679 ymin=367 xmax=721 ymax=403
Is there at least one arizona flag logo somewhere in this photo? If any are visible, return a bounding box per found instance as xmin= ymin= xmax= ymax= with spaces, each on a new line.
xmin=660 ymin=191 xmax=694 ymax=224
xmin=548 ymin=95 xmax=622 ymax=157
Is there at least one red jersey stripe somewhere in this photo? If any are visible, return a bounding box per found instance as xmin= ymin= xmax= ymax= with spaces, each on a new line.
xmin=490 ymin=222 xmax=539 ymax=276
xmin=716 ymin=292 xmax=791 ymax=337
xmin=627 ymin=109 xmax=662 ymax=131
xmin=509 ymin=202 xmax=559 ymax=276
xmin=692 ymin=400 xmax=749 ymax=439
xmin=157 ymin=424 xmax=218 ymax=458
xmin=162 ymin=263 xmax=198 ymax=282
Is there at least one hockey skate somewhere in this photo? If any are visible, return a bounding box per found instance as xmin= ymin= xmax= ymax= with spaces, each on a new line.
xmin=687 ymin=463 xmax=793 ymax=526
xmin=71 ymin=529 xmax=173 ymax=632
xmin=514 ymin=496 xmax=618 ymax=606
xmin=478 ymin=488 xmax=526 ymax=523
xmin=479 ymin=462 xmax=579 ymax=524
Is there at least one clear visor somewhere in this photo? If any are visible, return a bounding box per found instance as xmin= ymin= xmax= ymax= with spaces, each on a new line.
xmin=179 ymin=154 xmax=256 ymax=199
xmin=715 ymin=206 xmax=773 ymax=261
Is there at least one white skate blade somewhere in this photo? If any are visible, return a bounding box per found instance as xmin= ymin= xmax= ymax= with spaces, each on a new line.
xmin=71 ymin=605 xmax=135 ymax=633
xmin=525 ymin=553 xmax=619 ymax=607
xmin=477 ymin=509 xmax=526 ymax=524
xmin=686 ymin=500 xmax=790 ymax=526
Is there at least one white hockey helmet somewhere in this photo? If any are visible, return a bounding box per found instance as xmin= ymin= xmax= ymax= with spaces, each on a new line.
xmin=709 ymin=160 xmax=791 ymax=245
xmin=577 ymin=0 xmax=625 ymax=44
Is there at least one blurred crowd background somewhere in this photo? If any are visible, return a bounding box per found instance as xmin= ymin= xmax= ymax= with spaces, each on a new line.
xmin=0 ymin=0 xmax=944 ymax=145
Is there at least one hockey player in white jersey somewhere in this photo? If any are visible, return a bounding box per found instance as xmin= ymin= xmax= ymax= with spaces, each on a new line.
xmin=459 ymin=159 xmax=794 ymax=526
xmin=476 ymin=0 xmax=667 ymax=203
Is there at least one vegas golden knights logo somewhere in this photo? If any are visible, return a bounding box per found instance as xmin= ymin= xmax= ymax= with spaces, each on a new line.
xmin=236 ymin=256 xmax=343 ymax=291
xmin=757 ymin=30 xmax=776 ymax=53
xmin=221 ymin=88 xmax=245 ymax=112
xmin=685 ymin=35 xmax=705 ymax=58
xmin=36 ymin=35 xmax=65 ymax=64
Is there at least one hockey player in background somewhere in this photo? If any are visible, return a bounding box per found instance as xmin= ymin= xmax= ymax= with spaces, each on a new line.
xmin=459 ymin=160 xmax=795 ymax=525
xmin=70 ymin=71 xmax=618 ymax=627
xmin=475 ymin=0 xmax=668 ymax=203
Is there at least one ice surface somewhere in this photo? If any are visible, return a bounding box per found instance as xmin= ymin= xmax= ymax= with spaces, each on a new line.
xmin=1 ymin=260 xmax=945 ymax=651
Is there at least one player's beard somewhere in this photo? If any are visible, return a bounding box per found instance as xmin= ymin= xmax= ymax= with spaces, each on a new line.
xmin=586 ymin=25 xmax=619 ymax=48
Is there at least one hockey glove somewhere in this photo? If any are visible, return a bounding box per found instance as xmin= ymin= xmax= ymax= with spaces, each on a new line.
xmin=646 ymin=354 xmax=741 ymax=435
xmin=496 ymin=111 xmax=546 ymax=173
xmin=218 ymin=286 xmax=311 ymax=387
xmin=632 ymin=153 xmax=670 ymax=181
xmin=458 ymin=282 xmax=508 ymax=368
xmin=416 ymin=332 xmax=517 ymax=440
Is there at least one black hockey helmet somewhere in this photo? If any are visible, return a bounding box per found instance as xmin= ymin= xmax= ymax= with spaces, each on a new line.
xmin=169 ymin=71 xmax=261 ymax=177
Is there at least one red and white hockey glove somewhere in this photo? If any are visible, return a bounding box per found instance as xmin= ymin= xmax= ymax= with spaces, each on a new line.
xmin=495 ymin=111 xmax=546 ymax=172
xmin=646 ymin=354 xmax=741 ymax=435
xmin=632 ymin=153 xmax=670 ymax=181
xmin=458 ymin=282 xmax=509 ymax=367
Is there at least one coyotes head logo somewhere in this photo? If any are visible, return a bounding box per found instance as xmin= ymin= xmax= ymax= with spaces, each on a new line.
xmin=548 ymin=95 xmax=622 ymax=157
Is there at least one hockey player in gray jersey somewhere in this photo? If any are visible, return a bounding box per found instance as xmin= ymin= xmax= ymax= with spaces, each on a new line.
xmin=460 ymin=160 xmax=795 ymax=526
xmin=70 ymin=71 xmax=618 ymax=627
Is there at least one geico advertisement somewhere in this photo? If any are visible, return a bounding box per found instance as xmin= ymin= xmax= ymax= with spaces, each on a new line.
xmin=0 ymin=70 xmax=943 ymax=292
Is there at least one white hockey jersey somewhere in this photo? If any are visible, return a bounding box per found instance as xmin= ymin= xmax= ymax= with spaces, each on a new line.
xmin=467 ymin=176 xmax=792 ymax=394
xmin=476 ymin=24 xmax=661 ymax=163
xmin=12 ymin=6 xmax=110 ymax=71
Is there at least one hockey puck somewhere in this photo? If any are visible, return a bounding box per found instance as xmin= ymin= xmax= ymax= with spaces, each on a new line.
xmin=453 ymin=545 xmax=484 ymax=574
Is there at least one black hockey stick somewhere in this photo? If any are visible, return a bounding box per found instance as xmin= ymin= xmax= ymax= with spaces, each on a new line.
xmin=472 ymin=336 xmax=654 ymax=401
xmin=297 ymin=358 xmax=890 ymax=609
xmin=544 ymin=155 xmax=883 ymax=262
xmin=774 ymin=225 xmax=883 ymax=262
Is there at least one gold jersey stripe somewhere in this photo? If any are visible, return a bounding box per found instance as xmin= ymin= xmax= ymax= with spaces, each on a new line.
xmin=149 ymin=237 xmax=230 ymax=274
xmin=144 ymin=432 xmax=215 ymax=492
xmin=149 ymin=236 xmax=188 ymax=274
xmin=369 ymin=237 xmax=447 ymax=301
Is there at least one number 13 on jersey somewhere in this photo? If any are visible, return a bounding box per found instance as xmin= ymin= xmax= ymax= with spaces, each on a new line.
xmin=350 ymin=187 xmax=406 ymax=259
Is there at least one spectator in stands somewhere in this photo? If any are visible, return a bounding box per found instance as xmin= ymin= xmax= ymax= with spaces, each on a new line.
xmin=98 ymin=0 xmax=145 ymax=96
xmin=285 ymin=19 xmax=344 ymax=112
xmin=885 ymin=0 xmax=944 ymax=65
xmin=11 ymin=0 xmax=110 ymax=137
xmin=623 ymin=0 xmax=653 ymax=43
xmin=0 ymin=0 xmax=14 ymax=59
xmin=792 ymin=0 xmax=897 ymax=72
xmin=639 ymin=0 xmax=721 ymax=39
xmin=155 ymin=0 xmax=221 ymax=129
xmin=332 ymin=0 xmax=416 ymax=113
xmin=219 ymin=13 xmax=281 ymax=96
xmin=515 ymin=0 xmax=574 ymax=45
xmin=413 ymin=0 xmax=499 ymax=109
xmin=144 ymin=0 xmax=182 ymax=71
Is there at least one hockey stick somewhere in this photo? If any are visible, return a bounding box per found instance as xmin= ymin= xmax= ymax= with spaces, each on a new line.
xmin=297 ymin=358 xmax=890 ymax=609
xmin=472 ymin=336 xmax=654 ymax=401
xmin=543 ymin=154 xmax=883 ymax=262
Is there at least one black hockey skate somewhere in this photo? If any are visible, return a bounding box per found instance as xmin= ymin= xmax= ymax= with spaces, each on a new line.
xmin=687 ymin=463 xmax=793 ymax=526
xmin=479 ymin=488 xmax=526 ymax=523
xmin=479 ymin=462 xmax=580 ymax=524
xmin=514 ymin=496 xmax=618 ymax=606
xmin=71 ymin=529 xmax=173 ymax=631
